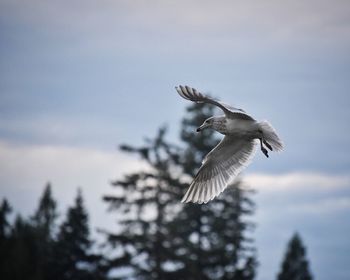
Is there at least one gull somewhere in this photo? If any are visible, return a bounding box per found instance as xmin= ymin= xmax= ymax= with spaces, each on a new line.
xmin=175 ymin=85 xmax=284 ymax=204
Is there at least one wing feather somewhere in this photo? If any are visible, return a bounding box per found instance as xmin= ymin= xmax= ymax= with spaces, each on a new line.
xmin=175 ymin=85 xmax=254 ymax=121
xmin=181 ymin=136 xmax=257 ymax=204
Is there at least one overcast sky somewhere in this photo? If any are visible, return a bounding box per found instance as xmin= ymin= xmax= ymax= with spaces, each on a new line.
xmin=1 ymin=1 xmax=350 ymax=279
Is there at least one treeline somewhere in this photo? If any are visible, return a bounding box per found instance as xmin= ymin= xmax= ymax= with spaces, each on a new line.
xmin=0 ymin=102 xmax=313 ymax=279
xmin=0 ymin=185 xmax=107 ymax=280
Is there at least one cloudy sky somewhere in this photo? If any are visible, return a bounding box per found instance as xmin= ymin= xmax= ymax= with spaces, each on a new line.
xmin=1 ymin=0 xmax=350 ymax=279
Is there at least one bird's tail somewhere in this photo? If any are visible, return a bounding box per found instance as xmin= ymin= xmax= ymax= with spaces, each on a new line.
xmin=259 ymin=120 xmax=284 ymax=152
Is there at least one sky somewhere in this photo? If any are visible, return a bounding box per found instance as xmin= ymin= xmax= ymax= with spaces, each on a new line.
xmin=1 ymin=0 xmax=350 ymax=279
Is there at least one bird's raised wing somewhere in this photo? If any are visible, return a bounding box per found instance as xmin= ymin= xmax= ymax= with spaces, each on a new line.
xmin=181 ymin=136 xmax=257 ymax=204
xmin=175 ymin=85 xmax=254 ymax=121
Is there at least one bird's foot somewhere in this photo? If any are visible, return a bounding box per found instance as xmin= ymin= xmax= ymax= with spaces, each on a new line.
xmin=263 ymin=140 xmax=273 ymax=151
xmin=259 ymin=138 xmax=269 ymax=158
xmin=261 ymin=147 xmax=269 ymax=158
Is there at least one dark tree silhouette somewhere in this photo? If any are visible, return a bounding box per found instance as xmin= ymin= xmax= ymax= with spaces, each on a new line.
xmin=7 ymin=215 xmax=41 ymax=280
xmin=0 ymin=199 xmax=12 ymax=240
xmin=0 ymin=185 xmax=107 ymax=280
xmin=31 ymin=183 xmax=58 ymax=280
xmin=0 ymin=185 xmax=58 ymax=280
xmin=0 ymin=199 xmax=13 ymax=278
xmin=52 ymin=188 xmax=106 ymax=280
xmin=103 ymin=102 xmax=256 ymax=279
xmin=32 ymin=183 xmax=58 ymax=239
xmin=103 ymin=127 xmax=183 ymax=279
xmin=277 ymin=233 xmax=313 ymax=280
xmin=1 ymin=184 xmax=60 ymax=280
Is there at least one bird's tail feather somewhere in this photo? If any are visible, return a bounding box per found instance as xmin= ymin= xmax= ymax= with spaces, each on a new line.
xmin=259 ymin=121 xmax=284 ymax=152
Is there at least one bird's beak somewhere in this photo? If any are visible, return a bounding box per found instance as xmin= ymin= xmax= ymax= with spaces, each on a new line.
xmin=196 ymin=123 xmax=210 ymax=132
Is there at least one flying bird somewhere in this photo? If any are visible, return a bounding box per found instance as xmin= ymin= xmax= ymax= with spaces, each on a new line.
xmin=175 ymin=85 xmax=283 ymax=204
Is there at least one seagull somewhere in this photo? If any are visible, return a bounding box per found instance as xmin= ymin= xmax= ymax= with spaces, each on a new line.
xmin=175 ymin=85 xmax=284 ymax=204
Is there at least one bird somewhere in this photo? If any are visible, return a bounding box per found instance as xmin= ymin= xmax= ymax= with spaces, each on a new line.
xmin=175 ymin=85 xmax=284 ymax=204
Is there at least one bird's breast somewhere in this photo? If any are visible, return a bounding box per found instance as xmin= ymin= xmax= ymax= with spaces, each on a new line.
xmin=225 ymin=119 xmax=258 ymax=137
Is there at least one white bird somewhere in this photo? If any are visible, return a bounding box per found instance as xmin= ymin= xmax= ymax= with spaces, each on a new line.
xmin=175 ymin=85 xmax=284 ymax=204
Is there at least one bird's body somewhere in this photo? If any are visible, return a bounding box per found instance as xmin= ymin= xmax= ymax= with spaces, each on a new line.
xmin=225 ymin=118 xmax=260 ymax=137
xmin=208 ymin=116 xmax=260 ymax=138
xmin=176 ymin=85 xmax=284 ymax=204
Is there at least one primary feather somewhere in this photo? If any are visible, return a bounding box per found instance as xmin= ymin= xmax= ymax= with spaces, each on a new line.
xmin=181 ymin=137 xmax=257 ymax=204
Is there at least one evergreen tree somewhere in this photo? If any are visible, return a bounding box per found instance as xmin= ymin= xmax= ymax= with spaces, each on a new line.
xmin=103 ymin=127 xmax=183 ymax=279
xmin=1 ymin=190 xmax=55 ymax=280
xmin=31 ymin=183 xmax=59 ymax=280
xmin=7 ymin=215 xmax=40 ymax=280
xmin=53 ymin=188 xmax=106 ymax=280
xmin=277 ymin=233 xmax=313 ymax=280
xmin=103 ymin=102 xmax=256 ymax=279
xmin=0 ymin=199 xmax=12 ymax=240
xmin=32 ymin=183 xmax=58 ymax=239
xmin=0 ymin=199 xmax=13 ymax=279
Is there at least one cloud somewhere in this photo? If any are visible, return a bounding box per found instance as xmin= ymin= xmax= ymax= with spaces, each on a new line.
xmin=1 ymin=0 xmax=349 ymax=56
xmin=289 ymin=197 xmax=350 ymax=214
xmin=0 ymin=140 xmax=147 ymax=232
xmin=0 ymin=141 xmax=143 ymax=186
xmin=244 ymin=172 xmax=350 ymax=192
xmin=0 ymin=115 xmax=124 ymax=148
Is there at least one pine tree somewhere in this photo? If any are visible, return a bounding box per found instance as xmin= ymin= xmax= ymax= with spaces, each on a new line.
xmin=53 ymin=188 xmax=106 ymax=280
xmin=103 ymin=126 xmax=183 ymax=279
xmin=103 ymin=102 xmax=257 ymax=279
xmin=31 ymin=182 xmax=59 ymax=280
xmin=0 ymin=199 xmax=13 ymax=279
xmin=32 ymin=183 xmax=58 ymax=239
xmin=0 ymin=199 xmax=12 ymax=240
xmin=0 ymin=187 xmax=59 ymax=280
xmin=7 ymin=215 xmax=40 ymax=280
xmin=277 ymin=233 xmax=313 ymax=280
xmin=0 ymin=186 xmax=106 ymax=280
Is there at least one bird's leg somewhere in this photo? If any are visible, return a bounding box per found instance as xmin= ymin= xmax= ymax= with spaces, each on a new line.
xmin=260 ymin=138 xmax=269 ymax=158
xmin=263 ymin=140 xmax=273 ymax=151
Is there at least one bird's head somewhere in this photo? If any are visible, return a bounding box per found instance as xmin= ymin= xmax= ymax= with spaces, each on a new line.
xmin=196 ymin=117 xmax=215 ymax=132
xmin=197 ymin=116 xmax=227 ymax=133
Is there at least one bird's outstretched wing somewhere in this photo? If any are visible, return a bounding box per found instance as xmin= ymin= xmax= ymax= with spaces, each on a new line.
xmin=175 ymin=85 xmax=254 ymax=121
xmin=181 ymin=136 xmax=257 ymax=204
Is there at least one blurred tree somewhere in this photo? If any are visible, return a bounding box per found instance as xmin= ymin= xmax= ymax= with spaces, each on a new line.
xmin=6 ymin=215 xmax=40 ymax=280
xmin=0 ymin=199 xmax=13 ymax=278
xmin=52 ymin=189 xmax=106 ymax=280
xmin=0 ymin=199 xmax=12 ymax=240
xmin=103 ymin=126 xmax=183 ymax=279
xmin=0 ymin=186 xmax=106 ymax=280
xmin=1 ymin=183 xmax=60 ymax=280
xmin=277 ymin=233 xmax=313 ymax=280
xmin=0 ymin=184 xmax=60 ymax=280
xmin=103 ymin=102 xmax=256 ymax=279
xmin=32 ymin=183 xmax=58 ymax=240
xmin=31 ymin=183 xmax=59 ymax=279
